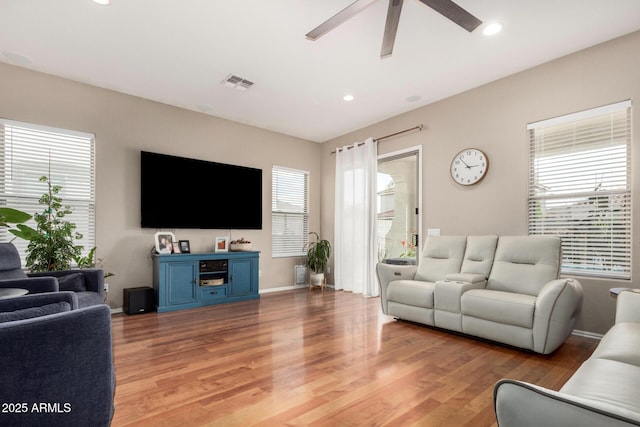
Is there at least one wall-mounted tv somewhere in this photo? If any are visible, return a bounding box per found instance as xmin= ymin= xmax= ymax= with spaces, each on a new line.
xmin=141 ymin=151 xmax=262 ymax=229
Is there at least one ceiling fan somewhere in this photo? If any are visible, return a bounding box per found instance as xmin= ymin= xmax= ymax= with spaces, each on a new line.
xmin=306 ymin=0 xmax=482 ymax=59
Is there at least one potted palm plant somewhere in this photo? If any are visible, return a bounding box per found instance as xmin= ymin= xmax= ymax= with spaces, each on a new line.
xmin=306 ymin=232 xmax=331 ymax=287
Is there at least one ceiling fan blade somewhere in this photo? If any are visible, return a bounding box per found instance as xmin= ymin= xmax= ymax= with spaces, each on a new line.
xmin=306 ymin=0 xmax=377 ymax=41
xmin=380 ymin=0 xmax=404 ymax=59
xmin=418 ymin=0 xmax=482 ymax=32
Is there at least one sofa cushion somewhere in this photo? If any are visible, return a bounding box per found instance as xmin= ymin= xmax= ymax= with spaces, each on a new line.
xmin=0 ymin=301 xmax=71 ymax=323
xmin=57 ymin=272 xmax=87 ymax=292
xmin=414 ymin=236 xmax=466 ymax=283
xmin=461 ymin=289 xmax=536 ymax=328
xmin=75 ymin=291 xmax=104 ymax=308
xmin=560 ymin=358 xmax=640 ymax=418
xmin=487 ymin=236 xmax=561 ymax=296
xmin=590 ymin=323 xmax=640 ymax=367
xmin=459 ymin=235 xmax=498 ymax=277
xmin=387 ymin=280 xmax=434 ymax=308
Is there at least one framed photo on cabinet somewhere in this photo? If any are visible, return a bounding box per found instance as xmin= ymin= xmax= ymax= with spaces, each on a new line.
xmin=155 ymin=232 xmax=175 ymax=254
xmin=179 ymin=240 xmax=191 ymax=254
xmin=215 ymin=237 xmax=229 ymax=253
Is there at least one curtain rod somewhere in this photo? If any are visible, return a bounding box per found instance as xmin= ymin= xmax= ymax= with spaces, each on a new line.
xmin=330 ymin=124 xmax=423 ymax=154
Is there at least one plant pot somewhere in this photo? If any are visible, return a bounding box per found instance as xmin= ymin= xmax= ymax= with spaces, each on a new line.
xmin=310 ymin=272 xmax=325 ymax=287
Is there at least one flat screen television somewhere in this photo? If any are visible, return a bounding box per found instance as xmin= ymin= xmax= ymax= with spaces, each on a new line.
xmin=141 ymin=151 xmax=262 ymax=229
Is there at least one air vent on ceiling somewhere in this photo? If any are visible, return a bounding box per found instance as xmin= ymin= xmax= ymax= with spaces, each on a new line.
xmin=222 ymin=74 xmax=254 ymax=91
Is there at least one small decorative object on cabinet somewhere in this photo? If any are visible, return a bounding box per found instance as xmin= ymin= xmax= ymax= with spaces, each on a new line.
xmin=153 ymin=251 xmax=259 ymax=312
xmin=230 ymin=237 xmax=252 ymax=251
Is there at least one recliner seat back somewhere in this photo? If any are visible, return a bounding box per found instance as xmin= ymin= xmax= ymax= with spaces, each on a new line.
xmin=415 ymin=236 xmax=466 ymax=282
xmin=460 ymin=235 xmax=499 ymax=277
xmin=487 ymin=236 xmax=561 ymax=296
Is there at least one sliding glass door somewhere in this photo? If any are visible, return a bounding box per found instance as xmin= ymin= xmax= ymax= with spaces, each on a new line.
xmin=377 ymin=147 xmax=421 ymax=264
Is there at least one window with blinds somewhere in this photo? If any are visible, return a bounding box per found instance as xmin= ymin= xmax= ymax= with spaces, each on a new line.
xmin=528 ymin=100 xmax=631 ymax=279
xmin=272 ymin=166 xmax=309 ymax=258
xmin=0 ymin=118 xmax=96 ymax=265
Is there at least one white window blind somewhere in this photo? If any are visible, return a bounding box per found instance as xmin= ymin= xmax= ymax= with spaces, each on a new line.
xmin=0 ymin=118 xmax=96 ymax=265
xmin=272 ymin=165 xmax=309 ymax=257
xmin=528 ymin=100 xmax=631 ymax=279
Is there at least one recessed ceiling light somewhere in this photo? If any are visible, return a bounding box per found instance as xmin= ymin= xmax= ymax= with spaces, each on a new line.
xmin=406 ymin=95 xmax=421 ymax=103
xmin=93 ymin=0 xmax=110 ymax=5
xmin=343 ymin=94 xmax=354 ymax=102
xmin=483 ymin=22 xmax=502 ymax=36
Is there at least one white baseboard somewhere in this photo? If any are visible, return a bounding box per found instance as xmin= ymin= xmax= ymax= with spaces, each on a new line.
xmin=572 ymin=329 xmax=603 ymax=340
xmin=110 ymin=307 xmax=123 ymax=315
xmin=259 ymin=284 xmax=307 ymax=294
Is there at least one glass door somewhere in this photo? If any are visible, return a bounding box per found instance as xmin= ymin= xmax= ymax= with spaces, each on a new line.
xmin=377 ymin=148 xmax=421 ymax=265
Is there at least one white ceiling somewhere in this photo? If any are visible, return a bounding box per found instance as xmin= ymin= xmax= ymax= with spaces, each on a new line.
xmin=2 ymin=1 xmax=640 ymax=143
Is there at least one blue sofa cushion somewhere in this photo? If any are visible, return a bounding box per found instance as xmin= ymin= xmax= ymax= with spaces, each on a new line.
xmin=0 ymin=301 xmax=71 ymax=323
xmin=57 ymin=272 xmax=87 ymax=292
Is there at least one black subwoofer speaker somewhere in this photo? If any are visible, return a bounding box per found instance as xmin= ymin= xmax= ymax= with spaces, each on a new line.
xmin=123 ymin=287 xmax=155 ymax=315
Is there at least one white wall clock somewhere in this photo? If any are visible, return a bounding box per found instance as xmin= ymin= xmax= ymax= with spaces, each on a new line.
xmin=450 ymin=148 xmax=489 ymax=186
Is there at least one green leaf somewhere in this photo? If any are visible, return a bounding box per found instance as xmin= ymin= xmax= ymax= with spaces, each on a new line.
xmin=0 ymin=207 xmax=32 ymax=224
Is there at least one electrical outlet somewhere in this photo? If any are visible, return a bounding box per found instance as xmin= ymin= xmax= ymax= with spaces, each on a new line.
xmin=104 ymin=283 xmax=109 ymax=293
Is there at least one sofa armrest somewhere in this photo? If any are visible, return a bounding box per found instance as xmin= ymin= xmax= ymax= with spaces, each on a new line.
xmin=533 ymin=278 xmax=584 ymax=354
xmin=616 ymin=291 xmax=640 ymax=324
xmin=445 ymin=273 xmax=486 ymax=283
xmin=376 ymin=263 xmax=417 ymax=314
xmin=494 ymin=379 xmax=640 ymax=427
xmin=0 ymin=305 xmax=115 ymax=427
xmin=0 ymin=276 xmax=59 ymax=294
xmin=0 ymin=291 xmax=78 ymax=311
xmin=29 ymin=269 xmax=104 ymax=295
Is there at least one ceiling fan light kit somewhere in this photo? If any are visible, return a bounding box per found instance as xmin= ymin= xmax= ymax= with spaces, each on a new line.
xmin=306 ymin=0 xmax=483 ymax=59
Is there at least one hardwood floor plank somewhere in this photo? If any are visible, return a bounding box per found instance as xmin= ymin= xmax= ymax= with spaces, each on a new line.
xmin=111 ymin=289 xmax=597 ymax=426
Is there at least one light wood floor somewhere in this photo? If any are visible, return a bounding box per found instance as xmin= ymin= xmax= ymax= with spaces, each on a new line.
xmin=111 ymin=289 xmax=598 ymax=427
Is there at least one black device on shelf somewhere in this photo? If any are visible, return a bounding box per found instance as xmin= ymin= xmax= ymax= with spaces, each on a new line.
xmin=140 ymin=150 xmax=262 ymax=229
xmin=199 ymin=259 xmax=228 ymax=286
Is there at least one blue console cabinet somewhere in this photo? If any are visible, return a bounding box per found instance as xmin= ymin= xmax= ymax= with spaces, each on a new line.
xmin=153 ymin=251 xmax=260 ymax=313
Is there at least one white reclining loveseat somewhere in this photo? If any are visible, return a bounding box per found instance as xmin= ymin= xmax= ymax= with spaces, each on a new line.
xmin=376 ymin=235 xmax=584 ymax=354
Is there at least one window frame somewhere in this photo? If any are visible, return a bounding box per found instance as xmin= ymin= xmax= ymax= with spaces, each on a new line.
xmin=527 ymin=100 xmax=632 ymax=279
xmin=0 ymin=118 xmax=96 ymax=266
xmin=271 ymin=165 xmax=309 ymax=258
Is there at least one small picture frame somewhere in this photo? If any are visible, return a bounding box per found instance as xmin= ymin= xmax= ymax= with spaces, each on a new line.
xmin=172 ymin=242 xmax=181 ymax=254
xmin=155 ymin=232 xmax=176 ymax=254
xmin=215 ymin=236 xmax=229 ymax=253
xmin=179 ymin=240 xmax=191 ymax=254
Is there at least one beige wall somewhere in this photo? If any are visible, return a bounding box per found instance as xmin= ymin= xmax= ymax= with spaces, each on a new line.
xmin=2 ymin=30 xmax=639 ymax=333
xmin=0 ymin=62 xmax=322 ymax=309
xmin=322 ymin=30 xmax=640 ymax=335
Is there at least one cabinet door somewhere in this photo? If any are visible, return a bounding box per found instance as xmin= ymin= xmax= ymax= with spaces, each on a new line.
xmin=167 ymin=261 xmax=198 ymax=305
xmin=229 ymin=258 xmax=255 ymax=297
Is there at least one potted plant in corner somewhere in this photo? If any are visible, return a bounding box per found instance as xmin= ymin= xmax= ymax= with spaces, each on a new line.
xmin=306 ymin=232 xmax=331 ymax=287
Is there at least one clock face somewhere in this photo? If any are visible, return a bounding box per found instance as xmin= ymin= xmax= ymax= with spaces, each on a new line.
xmin=450 ymin=148 xmax=488 ymax=186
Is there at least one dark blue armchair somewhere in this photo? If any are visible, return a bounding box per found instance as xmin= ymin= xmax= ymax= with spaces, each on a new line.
xmin=0 ymin=243 xmax=105 ymax=307
xmin=0 ymin=293 xmax=115 ymax=426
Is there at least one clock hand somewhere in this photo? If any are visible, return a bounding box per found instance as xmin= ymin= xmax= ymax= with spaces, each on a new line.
xmin=459 ymin=158 xmax=472 ymax=169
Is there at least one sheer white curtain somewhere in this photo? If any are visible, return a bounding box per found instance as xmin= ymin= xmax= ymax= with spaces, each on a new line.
xmin=334 ymin=137 xmax=379 ymax=296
